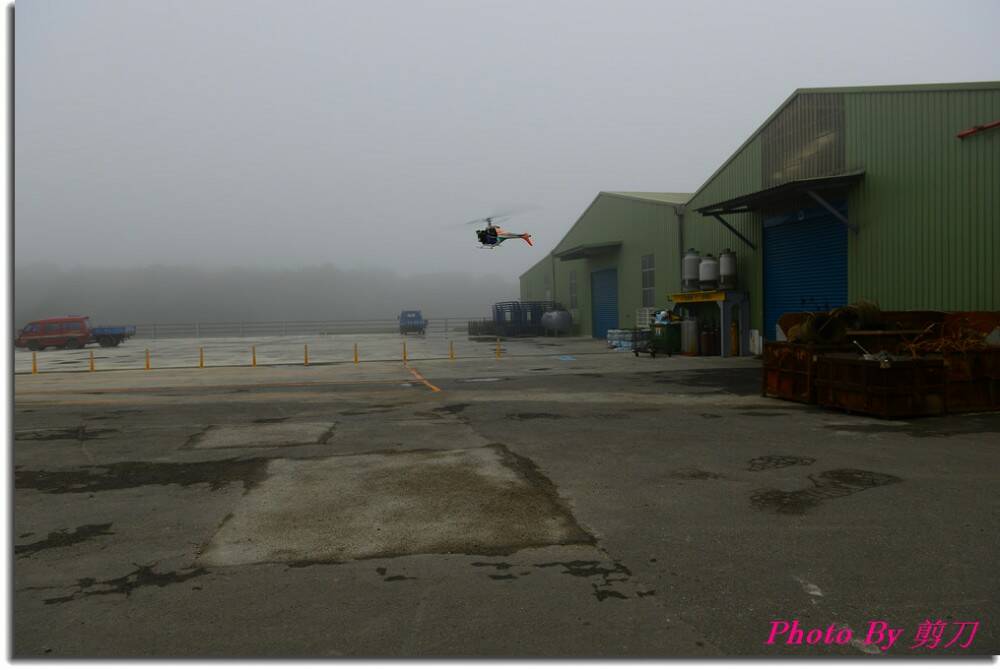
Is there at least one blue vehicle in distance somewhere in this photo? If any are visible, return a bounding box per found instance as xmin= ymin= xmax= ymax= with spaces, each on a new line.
xmin=398 ymin=310 xmax=428 ymax=335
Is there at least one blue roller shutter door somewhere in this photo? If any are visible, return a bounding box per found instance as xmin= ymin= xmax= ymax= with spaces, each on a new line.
xmin=590 ymin=269 xmax=619 ymax=338
xmin=764 ymin=201 xmax=848 ymax=341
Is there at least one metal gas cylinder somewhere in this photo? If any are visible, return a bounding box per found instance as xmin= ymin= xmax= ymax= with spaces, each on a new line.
xmin=681 ymin=318 xmax=699 ymax=355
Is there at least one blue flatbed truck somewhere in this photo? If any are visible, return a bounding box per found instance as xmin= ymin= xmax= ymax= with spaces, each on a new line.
xmin=91 ymin=325 xmax=137 ymax=347
xmin=398 ymin=310 xmax=428 ymax=335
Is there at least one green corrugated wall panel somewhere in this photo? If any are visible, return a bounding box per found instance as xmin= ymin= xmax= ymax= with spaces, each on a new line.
xmin=519 ymin=254 xmax=551 ymax=309
xmin=687 ymin=136 xmax=763 ymax=210
xmin=521 ymin=193 xmax=681 ymax=336
xmin=846 ymin=88 xmax=1000 ymax=311
xmin=683 ymin=137 xmax=765 ymax=330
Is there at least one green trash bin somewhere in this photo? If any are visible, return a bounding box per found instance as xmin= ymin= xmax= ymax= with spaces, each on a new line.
xmin=651 ymin=321 xmax=681 ymax=356
xmin=647 ymin=322 xmax=681 ymax=357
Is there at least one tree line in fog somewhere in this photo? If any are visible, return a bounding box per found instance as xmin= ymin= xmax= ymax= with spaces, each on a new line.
xmin=13 ymin=264 xmax=520 ymax=326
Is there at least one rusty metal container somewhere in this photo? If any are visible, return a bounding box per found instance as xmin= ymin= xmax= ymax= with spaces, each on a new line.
xmin=941 ymin=349 xmax=1000 ymax=413
xmin=761 ymin=342 xmax=850 ymax=404
xmin=814 ymin=353 xmax=947 ymax=419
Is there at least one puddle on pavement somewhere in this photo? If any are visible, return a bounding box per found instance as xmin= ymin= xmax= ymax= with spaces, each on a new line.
xmin=41 ymin=564 xmax=208 ymax=605
xmin=670 ymin=468 xmax=724 ymax=480
xmin=747 ymin=455 xmax=816 ymax=471
xmin=505 ymin=412 xmax=565 ymax=421
xmin=653 ymin=368 xmax=761 ymax=395
xmin=84 ymin=409 xmax=144 ymax=420
xmin=16 ymin=427 xmax=119 ymax=442
xmin=435 ymin=404 xmax=469 ymax=414
xmin=823 ymin=416 xmax=1000 ymax=439
xmin=469 ymin=558 xmax=640 ymax=601
xmin=285 ymin=559 xmax=344 ymax=569
xmin=751 ymin=468 xmax=902 ymax=514
xmin=15 ymin=457 xmax=270 ymax=494
xmin=15 ymin=523 xmax=114 ymax=557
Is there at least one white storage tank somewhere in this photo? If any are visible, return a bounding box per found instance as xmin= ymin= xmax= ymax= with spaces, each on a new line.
xmin=541 ymin=310 xmax=573 ymax=334
xmin=719 ymin=248 xmax=737 ymax=290
xmin=681 ymin=248 xmax=701 ymax=292
xmin=699 ymin=254 xmax=720 ymax=290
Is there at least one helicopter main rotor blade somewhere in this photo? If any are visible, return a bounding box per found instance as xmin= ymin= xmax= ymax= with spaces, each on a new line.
xmin=458 ymin=214 xmax=512 ymax=226
xmin=489 ymin=206 xmax=535 ymax=218
xmin=454 ymin=205 xmax=538 ymax=227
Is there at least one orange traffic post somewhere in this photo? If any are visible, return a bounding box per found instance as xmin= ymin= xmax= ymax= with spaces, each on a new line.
xmin=402 ymin=340 xmax=408 ymax=365
xmin=89 ymin=350 xmax=95 ymax=372
xmin=145 ymin=349 xmax=151 ymax=370
xmin=31 ymin=351 xmax=37 ymax=374
xmin=354 ymin=342 xmax=359 ymax=365
xmin=252 ymin=345 xmax=257 ymax=367
xmin=304 ymin=344 xmax=309 ymax=366
xmin=199 ymin=347 xmax=204 ymax=368
xmin=449 ymin=340 xmax=455 ymax=360
xmin=495 ymin=337 xmax=501 ymax=359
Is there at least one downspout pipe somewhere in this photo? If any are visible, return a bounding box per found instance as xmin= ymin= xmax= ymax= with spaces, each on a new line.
xmin=674 ymin=204 xmax=685 ymax=288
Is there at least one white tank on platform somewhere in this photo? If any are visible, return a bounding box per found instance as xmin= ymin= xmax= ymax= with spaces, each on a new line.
xmin=699 ymin=254 xmax=720 ymax=290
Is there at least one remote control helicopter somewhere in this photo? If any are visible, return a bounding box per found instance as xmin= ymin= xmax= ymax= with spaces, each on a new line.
xmin=461 ymin=212 xmax=534 ymax=249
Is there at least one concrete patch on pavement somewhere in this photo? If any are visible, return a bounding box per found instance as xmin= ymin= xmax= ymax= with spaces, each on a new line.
xmin=198 ymin=445 xmax=592 ymax=566
xmin=186 ymin=422 xmax=336 ymax=449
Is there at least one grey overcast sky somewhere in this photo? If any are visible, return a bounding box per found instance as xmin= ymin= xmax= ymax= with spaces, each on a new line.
xmin=15 ymin=0 xmax=1000 ymax=276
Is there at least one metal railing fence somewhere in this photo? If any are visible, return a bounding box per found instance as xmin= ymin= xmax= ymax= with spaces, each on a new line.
xmin=131 ymin=317 xmax=486 ymax=339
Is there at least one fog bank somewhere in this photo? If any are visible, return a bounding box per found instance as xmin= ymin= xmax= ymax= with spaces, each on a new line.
xmin=13 ymin=265 xmax=519 ymax=326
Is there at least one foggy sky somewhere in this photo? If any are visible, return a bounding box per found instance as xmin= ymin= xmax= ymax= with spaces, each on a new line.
xmin=15 ymin=0 xmax=1000 ymax=278
xmin=13 ymin=264 xmax=519 ymax=325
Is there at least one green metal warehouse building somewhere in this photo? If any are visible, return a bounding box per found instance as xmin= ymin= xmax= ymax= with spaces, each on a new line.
xmin=520 ymin=81 xmax=1000 ymax=342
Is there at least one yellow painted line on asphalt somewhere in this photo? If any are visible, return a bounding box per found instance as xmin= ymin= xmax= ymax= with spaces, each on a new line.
xmin=407 ymin=366 xmax=441 ymax=392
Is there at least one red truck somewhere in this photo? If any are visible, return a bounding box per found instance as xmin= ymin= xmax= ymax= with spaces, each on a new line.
xmin=14 ymin=316 xmax=136 ymax=350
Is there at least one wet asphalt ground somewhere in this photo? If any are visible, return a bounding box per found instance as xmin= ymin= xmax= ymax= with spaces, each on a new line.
xmin=12 ymin=347 xmax=1000 ymax=657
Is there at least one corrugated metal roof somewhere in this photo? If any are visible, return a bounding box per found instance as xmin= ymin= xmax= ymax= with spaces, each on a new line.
xmin=518 ymin=252 xmax=553 ymax=280
xmin=687 ymin=80 xmax=1000 ymax=207
xmin=796 ymin=81 xmax=1000 ymax=95
xmin=519 ymin=190 xmax=690 ymax=278
xmin=552 ymin=241 xmax=623 ymax=260
xmin=604 ymin=191 xmax=692 ymax=205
